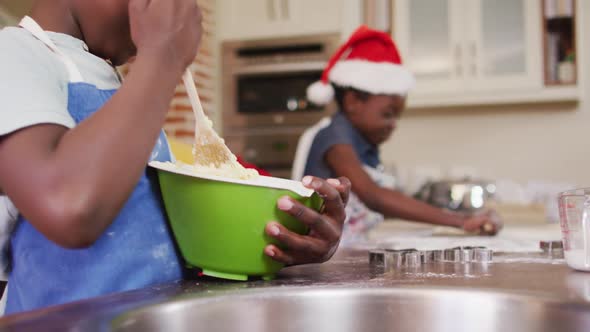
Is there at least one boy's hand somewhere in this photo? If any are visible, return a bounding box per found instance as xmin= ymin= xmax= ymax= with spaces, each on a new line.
xmin=462 ymin=210 xmax=503 ymax=236
xmin=264 ymin=176 xmax=351 ymax=266
xmin=129 ymin=0 xmax=202 ymax=72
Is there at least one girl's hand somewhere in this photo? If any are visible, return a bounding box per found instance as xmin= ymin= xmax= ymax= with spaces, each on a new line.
xmin=264 ymin=176 xmax=351 ymax=265
xmin=129 ymin=0 xmax=202 ymax=72
xmin=462 ymin=210 xmax=503 ymax=236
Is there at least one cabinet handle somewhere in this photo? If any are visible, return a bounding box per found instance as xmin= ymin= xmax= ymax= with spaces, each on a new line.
xmin=454 ymin=44 xmax=462 ymax=77
xmin=470 ymin=41 xmax=477 ymax=77
xmin=281 ymin=0 xmax=290 ymax=20
xmin=267 ymin=0 xmax=277 ymax=21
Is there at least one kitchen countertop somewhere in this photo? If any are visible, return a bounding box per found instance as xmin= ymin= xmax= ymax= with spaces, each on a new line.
xmin=0 ymin=224 xmax=588 ymax=331
xmin=364 ymin=221 xmax=563 ymax=252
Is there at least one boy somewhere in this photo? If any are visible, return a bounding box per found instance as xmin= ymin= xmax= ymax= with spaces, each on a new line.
xmin=305 ymin=26 xmax=500 ymax=244
xmin=0 ymin=0 xmax=349 ymax=314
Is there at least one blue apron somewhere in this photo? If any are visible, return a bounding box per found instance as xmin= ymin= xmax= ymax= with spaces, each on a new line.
xmin=6 ymin=17 xmax=183 ymax=314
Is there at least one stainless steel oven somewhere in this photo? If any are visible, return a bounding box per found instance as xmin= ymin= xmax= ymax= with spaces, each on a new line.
xmin=221 ymin=34 xmax=339 ymax=178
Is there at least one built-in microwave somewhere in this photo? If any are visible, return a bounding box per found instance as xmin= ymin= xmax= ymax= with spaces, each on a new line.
xmin=221 ymin=34 xmax=339 ymax=177
xmin=222 ymin=34 xmax=339 ymax=129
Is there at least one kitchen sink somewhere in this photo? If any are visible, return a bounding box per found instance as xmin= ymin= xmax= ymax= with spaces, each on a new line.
xmin=111 ymin=286 xmax=590 ymax=332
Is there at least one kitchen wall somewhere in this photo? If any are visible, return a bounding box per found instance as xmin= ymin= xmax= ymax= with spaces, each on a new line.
xmin=381 ymin=3 xmax=589 ymax=189
xmin=0 ymin=1 xmax=33 ymax=21
xmin=0 ymin=1 xmax=33 ymax=26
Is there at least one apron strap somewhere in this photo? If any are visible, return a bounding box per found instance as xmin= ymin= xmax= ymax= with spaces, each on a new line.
xmin=19 ymin=16 xmax=84 ymax=83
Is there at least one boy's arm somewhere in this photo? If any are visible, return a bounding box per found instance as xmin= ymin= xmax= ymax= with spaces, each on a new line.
xmin=0 ymin=0 xmax=202 ymax=248
xmin=325 ymin=144 xmax=501 ymax=234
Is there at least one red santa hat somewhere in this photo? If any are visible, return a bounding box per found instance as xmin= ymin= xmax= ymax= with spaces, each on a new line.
xmin=307 ymin=25 xmax=415 ymax=105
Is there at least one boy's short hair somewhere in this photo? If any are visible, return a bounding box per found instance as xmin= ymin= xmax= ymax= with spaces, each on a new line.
xmin=332 ymin=84 xmax=370 ymax=111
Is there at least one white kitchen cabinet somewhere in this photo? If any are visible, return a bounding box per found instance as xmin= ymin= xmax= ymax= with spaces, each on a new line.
xmin=218 ymin=0 xmax=342 ymax=41
xmin=394 ymin=0 xmax=578 ymax=107
xmin=393 ymin=0 xmax=464 ymax=94
xmin=470 ymin=0 xmax=541 ymax=91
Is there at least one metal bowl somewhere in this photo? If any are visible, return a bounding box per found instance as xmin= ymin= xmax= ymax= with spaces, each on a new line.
xmin=414 ymin=179 xmax=496 ymax=213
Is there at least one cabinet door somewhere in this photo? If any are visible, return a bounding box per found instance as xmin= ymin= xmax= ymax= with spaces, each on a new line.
xmin=219 ymin=0 xmax=271 ymax=40
xmin=394 ymin=0 xmax=467 ymax=95
xmin=468 ymin=0 xmax=542 ymax=90
xmin=219 ymin=0 xmax=341 ymax=40
xmin=300 ymin=0 xmax=342 ymax=35
xmin=219 ymin=0 xmax=297 ymax=40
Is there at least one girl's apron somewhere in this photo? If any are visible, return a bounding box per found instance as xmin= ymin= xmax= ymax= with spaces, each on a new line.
xmin=341 ymin=165 xmax=396 ymax=246
xmin=5 ymin=17 xmax=183 ymax=314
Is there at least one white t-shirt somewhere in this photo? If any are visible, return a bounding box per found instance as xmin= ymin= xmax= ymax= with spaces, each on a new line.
xmin=0 ymin=26 xmax=121 ymax=136
xmin=0 ymin=27 xmax=122 ymax=281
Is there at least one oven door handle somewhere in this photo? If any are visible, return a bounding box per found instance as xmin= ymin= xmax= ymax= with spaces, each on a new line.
xmin=232 ymin=61 xmax=326 ymax=75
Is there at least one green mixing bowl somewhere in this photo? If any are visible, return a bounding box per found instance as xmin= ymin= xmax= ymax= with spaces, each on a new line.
xmin=153 ymin=164 xmax=323 ymax=281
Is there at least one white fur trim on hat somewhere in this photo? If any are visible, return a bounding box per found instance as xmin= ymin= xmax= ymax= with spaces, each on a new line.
xmin=329 ymin=59 xmax=416 ymax=95
xmin=307 ymin=80 xmax=335 ymax=105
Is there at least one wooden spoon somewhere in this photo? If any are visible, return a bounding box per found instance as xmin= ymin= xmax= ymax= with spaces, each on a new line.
xmin=182 ymin=69 xmax=234 ymax=168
